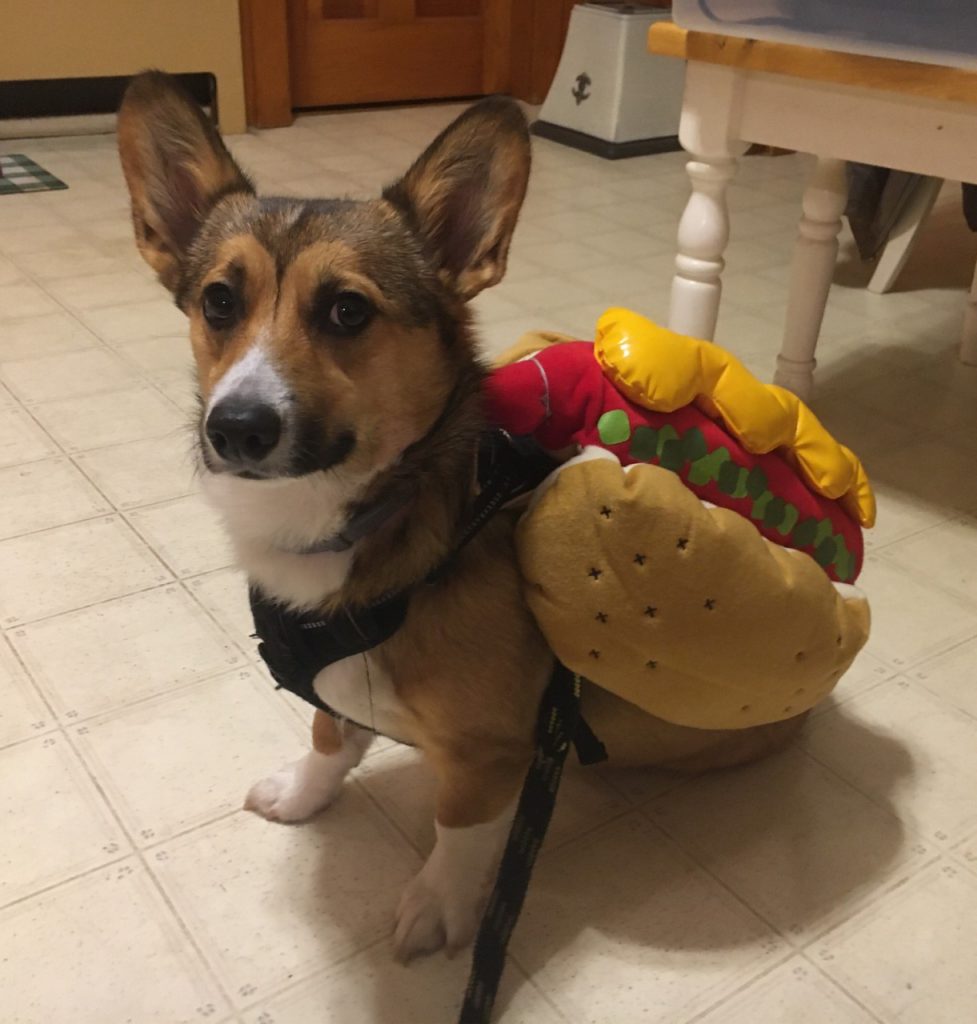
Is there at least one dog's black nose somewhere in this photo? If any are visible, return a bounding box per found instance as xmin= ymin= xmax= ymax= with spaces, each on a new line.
xmin=206 ymin=400 xmax=282 ymax=464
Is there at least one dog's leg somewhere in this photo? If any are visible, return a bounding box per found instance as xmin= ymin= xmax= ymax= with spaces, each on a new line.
xmin=393 ymin=753 xmax=525 ymax=961
xmin=245 ymin=711 xmax=373 ymax=822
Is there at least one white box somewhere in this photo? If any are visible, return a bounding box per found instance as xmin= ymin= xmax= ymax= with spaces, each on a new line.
xmin=534 ymin=4 xmax=684 ymax=159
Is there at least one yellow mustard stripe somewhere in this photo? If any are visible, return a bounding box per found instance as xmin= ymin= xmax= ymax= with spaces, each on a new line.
xmin=594 ymin=308 xmax=876 ymax=528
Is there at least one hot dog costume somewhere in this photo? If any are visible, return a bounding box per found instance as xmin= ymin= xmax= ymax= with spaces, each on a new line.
xmin=485 ymin=309 xmax=874 ymax=732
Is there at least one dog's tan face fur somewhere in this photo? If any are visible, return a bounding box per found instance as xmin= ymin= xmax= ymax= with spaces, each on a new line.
xmin=118 ymin=72 xmax=530 ymax=486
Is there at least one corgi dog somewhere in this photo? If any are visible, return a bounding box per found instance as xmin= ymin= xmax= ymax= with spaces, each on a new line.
xmin=117 ymin=72 xmax=803 ymax=962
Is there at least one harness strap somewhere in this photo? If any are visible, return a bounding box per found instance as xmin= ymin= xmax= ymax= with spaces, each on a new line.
xmin=250 ymin=588 xmax=411 ymax=722
xmin=459 ymin=663 xmax=582 ymax=1024
xmin=572 ymin=712 xmax=609 ymax=766
xmin=252 ymin=430 xmax=560 ymax=714
xmin=296 ymin=481 xmax=418 ymax=555
xmin=427 ymin=430 xmax=558 ymax=584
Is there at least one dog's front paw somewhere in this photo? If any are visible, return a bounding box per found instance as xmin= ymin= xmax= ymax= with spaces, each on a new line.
xmin=393 ymin=867 xmax=481 ymax=963
xmin=244 ymin=751 xmax=345 ymax=823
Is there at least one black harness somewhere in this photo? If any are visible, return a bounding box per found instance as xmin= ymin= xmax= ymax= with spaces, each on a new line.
xmin=250 ymin=430 xmax=559 ymax=729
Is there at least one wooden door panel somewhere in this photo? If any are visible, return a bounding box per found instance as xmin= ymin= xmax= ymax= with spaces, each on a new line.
xmin=416 ymin=0 xmax=481 ymax=15
xmin=289 ymin=0 xmax=488 ymax=107
xmin=322 ymin=1 xmax=379 ymax=17
xmin=244 ymin=0 xmax=581 ymax=127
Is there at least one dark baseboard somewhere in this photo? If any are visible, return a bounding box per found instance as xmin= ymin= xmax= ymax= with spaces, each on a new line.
xmin=0 ymin=73 xmax=216 ymax=122
xmin=531 ymin=120 xmax=681 ymax=160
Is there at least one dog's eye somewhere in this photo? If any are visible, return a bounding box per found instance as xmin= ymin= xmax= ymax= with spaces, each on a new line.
xmin=202 ymin=283 xmax=237 ymax=328
xmin=328 ymin=292 xmax=373 ymax=334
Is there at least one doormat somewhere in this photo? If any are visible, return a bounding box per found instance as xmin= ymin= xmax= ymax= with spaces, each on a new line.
xmin=0 ymin=154 xmax=68 ymax=195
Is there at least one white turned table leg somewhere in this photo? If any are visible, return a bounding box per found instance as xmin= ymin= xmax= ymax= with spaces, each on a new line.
xmin=961 ymin=260 xmax=977 ymax=366
xmin=775 ymin=157 xmax=849 ymax=400
xmin=670 ymin=156 xmax=738 ymax=341
xmin=667 ymin=63 xmax=746 ymax=342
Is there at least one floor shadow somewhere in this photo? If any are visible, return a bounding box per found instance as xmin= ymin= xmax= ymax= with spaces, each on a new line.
xmin=511 ymin=713 xmax=915 ymax=997
xmin=280 ymin=754 xmax=549 ymax=1024
xmin=283 ymin=711 xmax=913 ymax=1021
xmin=806 ymin=333 xmax=977 ymax=512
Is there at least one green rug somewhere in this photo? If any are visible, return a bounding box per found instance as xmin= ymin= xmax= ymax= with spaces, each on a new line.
xmin=0 ymin=154 xmax=68 ymax=195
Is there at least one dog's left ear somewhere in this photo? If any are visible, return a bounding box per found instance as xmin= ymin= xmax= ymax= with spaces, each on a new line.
xmin=384 ymin=97 xmax=531 ymax=301
xmin=117 ymin=70 xmax=254 ymax=294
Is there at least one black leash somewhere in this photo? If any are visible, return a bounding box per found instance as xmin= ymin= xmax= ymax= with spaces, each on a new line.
xmin=458 ymin=663 xmax=584 ymax=1024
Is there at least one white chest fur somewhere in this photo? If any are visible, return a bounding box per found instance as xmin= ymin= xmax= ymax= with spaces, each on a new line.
xmin=201 ymin=469 xmax=368 ymax=610
xmin=313 ymin=653 xmax=418 ymax=746
xmin=199 ymin=467 xmax=419 ymax=741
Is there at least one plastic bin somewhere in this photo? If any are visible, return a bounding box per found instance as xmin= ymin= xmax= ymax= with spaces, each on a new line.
xmin=672 ymin=1 xmax=977 ymax=70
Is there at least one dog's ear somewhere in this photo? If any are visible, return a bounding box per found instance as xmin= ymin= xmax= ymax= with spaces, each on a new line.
xmin=117 ymin=71 xmax=253 ymax=293
xmin=384 ymin=97 xmax=531 ymax=301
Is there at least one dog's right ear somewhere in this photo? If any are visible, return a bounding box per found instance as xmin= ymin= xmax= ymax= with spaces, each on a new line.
xmin=117 ymin=71 xmax=253 ymax=293
xmin=384 ymin=97 xmax=531 ymax=301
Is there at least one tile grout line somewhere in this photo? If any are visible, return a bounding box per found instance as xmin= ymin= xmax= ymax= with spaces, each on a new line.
xmin=350 ymin=775 xmax=432 ymax=861
xmin=3 ymin=245 xmax=192 ymax=417
xmin=2 ymin=576 xmax=175 ymax=631
xmin=807 ymin=670 xmax=892 ymax=721
xmin=680 ymin=949 xmax=805 ymax=1024
xmin=632 ymin=797 xmax=809 ymax=946
xmin=800 ymin=950 xmax=888 ymax=1024
xmin=635 ymin=744 xmax=942 ymax=953
xmin=0 ymin=841 xmax=133 ymax=915
xmin=120 ymin=500 xmax=236 ymax=580
xmin=226 ymin=922 xmax=577 ymax=1024
xmin=621 ymin=811 xmax=799 ymax=1022
xmin=178 ymin=572 xmax=257 ymax=652
xmin=908 ymin=638 xmax=977 ymax=728
xmin=0 ymin=627 xmax=59 ymax=726
xmin=54 ymin=719 xmax=241 ymax=1016
xmin=0 ymin=503 xmax=114 ymax=546
xmin=39 ymin=649 xmax=251 ymax=732
xmin=802 ymin=674 xmax=977 ymax=850
xmin=6 ymin=531 xmax=335 ymax=1005
xmin=0 ymin=265 xmax=195 ymax=516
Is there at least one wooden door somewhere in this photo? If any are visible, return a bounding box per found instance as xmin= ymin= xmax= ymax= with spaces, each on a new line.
xmin=287 ymin=0 xmax=514 ymax=108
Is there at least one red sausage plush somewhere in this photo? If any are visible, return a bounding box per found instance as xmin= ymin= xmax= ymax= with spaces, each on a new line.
xmin=484 ymin=340 xmax=864 ymax=583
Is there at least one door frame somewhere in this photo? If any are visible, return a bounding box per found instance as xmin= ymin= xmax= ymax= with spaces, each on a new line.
xmin=239 ymin=0 xmax=575 ymax=129
xmin=239 ymin=0 xmax=294 ymax=127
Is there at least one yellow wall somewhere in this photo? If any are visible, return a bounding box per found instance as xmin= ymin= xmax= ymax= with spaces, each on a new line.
xmin=1 ymin=0 xmax=247 ymax=133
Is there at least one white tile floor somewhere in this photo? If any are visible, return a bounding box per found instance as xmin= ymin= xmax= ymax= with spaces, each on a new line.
xmin=1 ymin=101 xmax=977 ymax=1024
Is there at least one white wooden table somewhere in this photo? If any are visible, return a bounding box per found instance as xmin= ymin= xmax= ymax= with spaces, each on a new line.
xmin=649 ymin=22 xmax=977 ymax=399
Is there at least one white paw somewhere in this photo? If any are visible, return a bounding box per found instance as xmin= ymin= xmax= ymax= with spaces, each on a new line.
xmin=393 ymin=866 xmax=482 ymax=963
xmin=244 ymin=752 xmax=344 ymax=823
xmin=392 ymin=812 xmax=513 ymax=962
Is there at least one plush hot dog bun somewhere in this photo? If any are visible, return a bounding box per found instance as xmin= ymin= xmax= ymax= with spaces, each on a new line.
xmin=517 ymin=450 xmax=870 ymax=731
